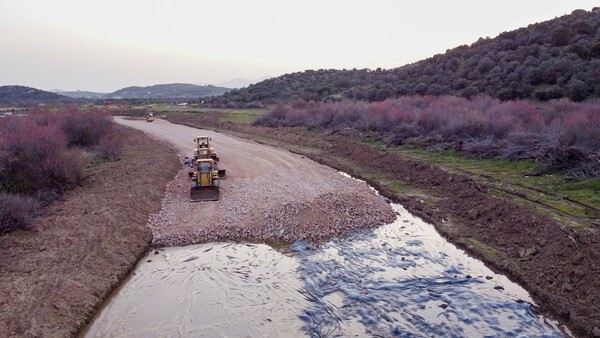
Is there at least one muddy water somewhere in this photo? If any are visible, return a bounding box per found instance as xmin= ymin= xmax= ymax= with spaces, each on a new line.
xmin=85 ymin=204 xmax=564 ymax=337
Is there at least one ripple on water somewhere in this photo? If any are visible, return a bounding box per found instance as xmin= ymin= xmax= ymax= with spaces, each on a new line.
xmin=292 ymin=204 xmax=563 ymax=337
xmin=85 ymin=204 xmax=564 ymax=337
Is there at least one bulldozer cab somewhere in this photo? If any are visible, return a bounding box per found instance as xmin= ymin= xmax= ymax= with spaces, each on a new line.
xmin=194 ymin=136 xmax=211 ymax=148
xmin=198 ymin=160 xmax=212 ymax=172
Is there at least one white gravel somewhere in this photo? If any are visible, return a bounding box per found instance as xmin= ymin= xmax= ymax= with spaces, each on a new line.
xmin=149 ymin=159 xmax=396 ymax=247
xmin=115 ymin=117 xmax=396 ymax=247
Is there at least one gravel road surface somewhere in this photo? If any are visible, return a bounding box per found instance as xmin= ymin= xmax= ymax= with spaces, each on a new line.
xmin=115 ymin=117 xmax=395 ymax=246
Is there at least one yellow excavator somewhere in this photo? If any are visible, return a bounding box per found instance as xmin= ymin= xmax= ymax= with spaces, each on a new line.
xmin=190 ymin=158 xmax=220 ymax=201
xmin=146 ymin=112 xmax=155 ymax=122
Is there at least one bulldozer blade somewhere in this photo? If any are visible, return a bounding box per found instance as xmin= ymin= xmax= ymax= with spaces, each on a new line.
xmin=190 ymin=186 xmax=220 ymax=202
xmin=218 ymin=169 xmax=226 ymax=177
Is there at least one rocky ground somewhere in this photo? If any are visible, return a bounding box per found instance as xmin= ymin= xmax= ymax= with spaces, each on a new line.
xmin=149 ymin=165 xmax=395 ymax=247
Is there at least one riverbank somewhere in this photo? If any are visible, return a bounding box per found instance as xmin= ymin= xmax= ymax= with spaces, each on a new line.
xmin=0 ymin=126 xmax=180 ymax=337
xmin=162 ymin=110 xmax=600 ymax=338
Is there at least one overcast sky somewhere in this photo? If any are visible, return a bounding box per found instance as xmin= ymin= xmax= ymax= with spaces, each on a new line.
xmin=1 ymin=1 xmax=598 ymax=92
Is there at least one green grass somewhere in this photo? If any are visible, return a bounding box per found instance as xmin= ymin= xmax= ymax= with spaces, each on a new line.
xmin=354 ymin=139 xmax=599 ymax=226
xmin=149 ymin=106 xmax=267 ymax=124
xmin=86 ymin=158 xmax=114 ymax=168
xmin=317 ymin=152 xmax=433 ymax=200
xmin=218 ymin=109 xmax=267 ymax=124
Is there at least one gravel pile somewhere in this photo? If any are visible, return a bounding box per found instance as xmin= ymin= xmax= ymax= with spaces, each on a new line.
xmin=148 ymin=158 xmax=395 ymax=247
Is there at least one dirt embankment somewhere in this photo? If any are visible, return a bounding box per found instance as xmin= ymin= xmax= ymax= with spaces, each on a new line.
xmin=163 ymin=112 xmax=600 ymax=338
xmin=0 ymin=126 xmax=180 ymax=337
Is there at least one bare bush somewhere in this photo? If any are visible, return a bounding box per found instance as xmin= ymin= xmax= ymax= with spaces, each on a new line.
xmin=461 ymin=137 xmax=501 ymax=159
xmin=0 ymin=193 xmax=39 ymax=233
xmin=56 ymin=109 xmax=114 ymax=148
xmin=255 ymin=96 xmax=600 ymax=178
xmin=93 ymin=127 xmax=124 ymax=160
xmin=0 ymin=108 xmax=122 ymax=196
xmin=536 ymin=146 xmax=599 ymax=178
xmin=0 ymin=121 xmax=87 ymax=195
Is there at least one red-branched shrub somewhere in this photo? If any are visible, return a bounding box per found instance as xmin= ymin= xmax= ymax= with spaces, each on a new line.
xmin=0 ymin=108 xmax=121 ymax=196
xmin=0 ymin=193 xmax=39 ymax=232
xmin=0 ymin=117 xmax=87 ymax=194
xmin=0 ymin=108 xmax=123 ymax=234
xmin=255 ymin=96 xmax=600 ymax=178
xmin=55 ymin=108 xmax=114 ymax=148
xmin=94 ymin=127 xmax=123 ymax=160
xmin=559 ymin=106 xmax=600 ymax=149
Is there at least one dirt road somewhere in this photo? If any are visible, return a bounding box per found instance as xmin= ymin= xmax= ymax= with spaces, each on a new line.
xmin=115 ymin=117 xmax=395 ymax=246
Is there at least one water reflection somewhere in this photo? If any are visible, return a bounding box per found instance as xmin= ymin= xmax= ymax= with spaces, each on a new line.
xmin=85 ymin=243 xmax=308 ymax=337
xmin=85 ymin=205 xmax=562 ymax=337
xmin=292 ymin=204 xmax=561 ymax=337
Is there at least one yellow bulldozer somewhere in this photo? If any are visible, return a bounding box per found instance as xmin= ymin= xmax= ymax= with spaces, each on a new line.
xmin=146 ymin=112 xmax=155 ymax=122
xmin=190 ymin=158 xmax=220 ymax=201
xmin=193 ymin=135 xmax=225 ymax=177
xmin=194 ymin=136 xmax=219 ymax=162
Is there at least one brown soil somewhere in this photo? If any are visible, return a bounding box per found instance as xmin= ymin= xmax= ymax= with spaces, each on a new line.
xmin=0 ymin=126 xmax=180 ymax=338
xmin=163 ymin=112 xmax=600 ymax=338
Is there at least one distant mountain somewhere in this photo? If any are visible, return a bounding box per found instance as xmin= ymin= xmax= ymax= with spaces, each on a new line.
xmin=53 ymin=89 xmax=107 ymax=99
xmin=104 ymin=83 xmax=231 ymax=99
xmin=216 ymin=76 xmax=272 ymax=89
xmin=217 ymin=8 xmax=600 ymax=104
xmin=0 ymin=85 xmax=74 ymax=106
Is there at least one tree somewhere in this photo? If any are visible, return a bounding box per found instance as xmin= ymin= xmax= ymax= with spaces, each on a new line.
xmin=566 ymin=78 xmax=589 ymax=101
xmin=534 ymin=86 xmax=564 ymax=101
xmin=551 ymin=27 xmax=571 ymax=46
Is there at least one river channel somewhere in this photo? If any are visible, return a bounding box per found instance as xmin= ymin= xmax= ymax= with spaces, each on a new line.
xmin=84 ymin=201 xmax=565 ymax=337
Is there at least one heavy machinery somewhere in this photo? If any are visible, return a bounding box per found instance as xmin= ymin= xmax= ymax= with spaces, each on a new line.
xmin=193 ymin=135 xmax=225 ymax=177
xmin=190 ymin=158 xmax=220 ymax=201
xmin=146 ymin=112 xmax=155 ymax=122
xmin=193 ymin=136 xmax=218 ymax=161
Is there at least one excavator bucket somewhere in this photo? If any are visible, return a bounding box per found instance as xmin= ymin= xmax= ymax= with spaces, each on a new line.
xmin=191 ymin=186 xmax=220 ymax=202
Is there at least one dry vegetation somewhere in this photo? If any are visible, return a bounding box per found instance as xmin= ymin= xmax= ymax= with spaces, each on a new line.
xmin=255 ymin=96 xmax=600 ymax=178
xmin=0 ymin=108 xmax=122 ymax=232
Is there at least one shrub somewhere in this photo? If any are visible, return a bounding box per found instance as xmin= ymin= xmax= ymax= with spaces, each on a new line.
xmin=56 ymin=108 xmax=114 ymax=148
xmin=0 ymin=108 xmax=121 ymax=196
xmin=0 ymin=108 xmax=124 ymax=235
xmin=0 ymin=120 xmax=87 ymax=194
xmin=0 ymin=193 xmax=39 ymax=233
xmin=255 ymin=96 xmax=600 ymax=177
xmin=94 ymin=127 xmax=124 ymax=160
xmin=559 ymin=106 xmax=600 ymax=149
